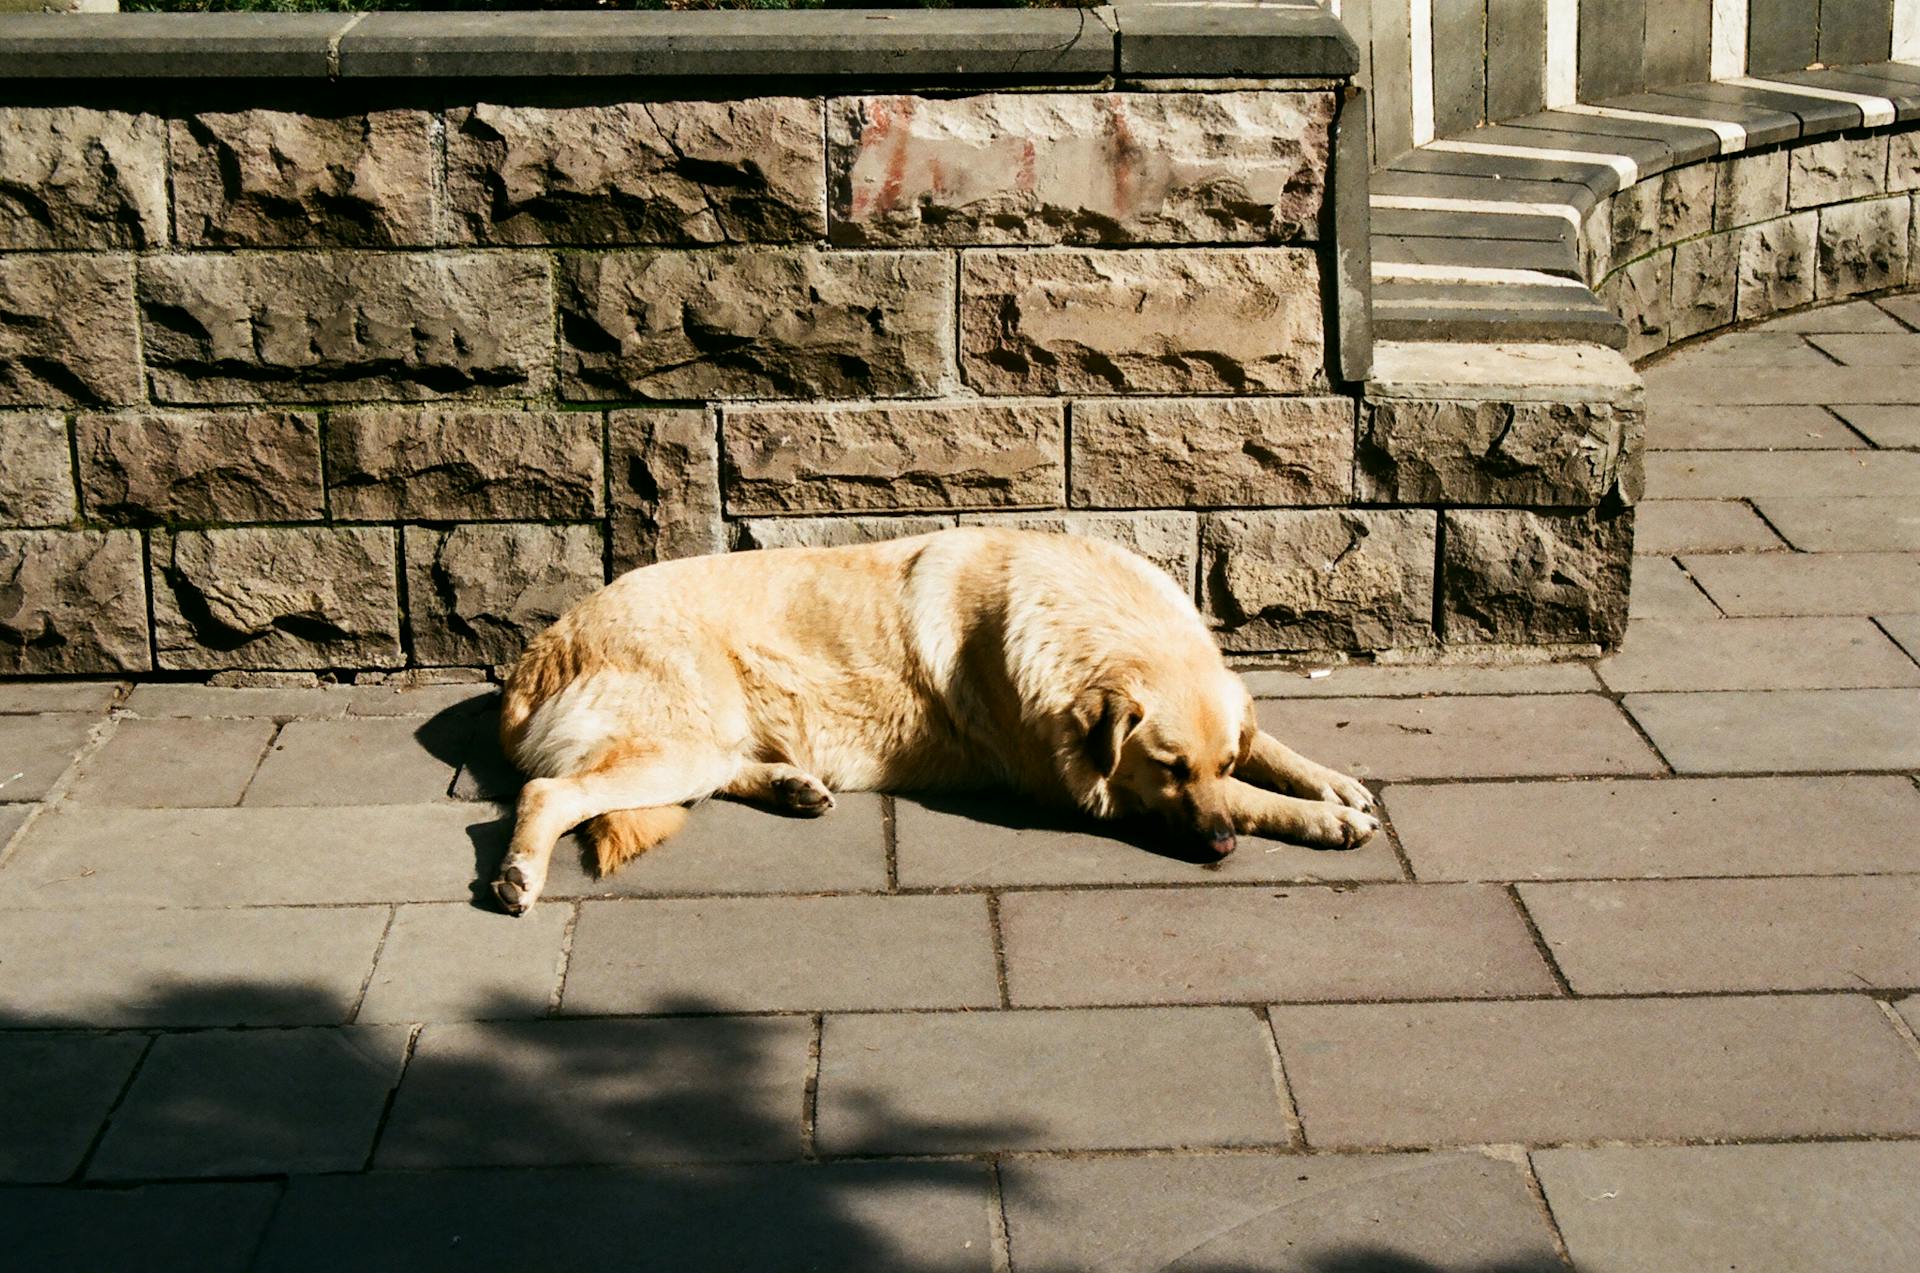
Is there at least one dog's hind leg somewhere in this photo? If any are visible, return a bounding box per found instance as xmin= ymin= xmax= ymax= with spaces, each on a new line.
xmin=494 ymin=745 xmax=740 ymax=916
xmin=721 ymin=761 xmax=836 ymax=816
xmin=1225 ymin=776 xmax=1379 ymax=850
xmin=1238 ymin=731 xmax=1374 ymax=811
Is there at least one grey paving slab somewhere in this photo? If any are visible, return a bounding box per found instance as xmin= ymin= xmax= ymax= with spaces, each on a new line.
xmin=343 ymin=683 xmax=498 ymax=717
xmin=0 ymin=802 xmax=28 ymax=858
xmin=1808 ymin=332 xmax=1920 ymax=366
xmin=89 ymin=1026 xmax=410 ymax=1180
xmin=1521 ymin=876 xmax=1920 ymax=993
xmin=122 ymin=683 xmax=353 ymax=719
xmin=0 ymin=712 xmax=96 ymax=802
xmin=540 ymin=794 xmax=889 ymax=898
xmin=0 ymin=1183 xmax=279 ymax=1273
xmin=1001 ymin=1151 xmax=1562 ymax=1273
xmin=0 ymin=1033 xmax=146 ymax=1182
xmin=1269 ymin=995 xmax=1920 ymax=1149
xmin=1537 ymin=1142 xmax=1920 ymax=1273
xmin=1629 ymin=556 xmax=1723 ymax=618
xmin=1241 ymin=661 xmax=1601 ymax=698
xmin=255 ymin=1162 xmax=993 ymax=1273
xmin=1372 ymin=231 xmax=1581 ymax=275
xmin=562 ymin=895 xmax=999 ymax=1015
xmin=1385 ymin=775 xmax=1920 ymax=880
xmin=1512 ymin=107 xmax=1720 ymax=165
xmin=1624 ymin=87 xmax=1802 ymax=145
xmin=1625 ymin=688 xmax=1920 ymax=772
xmin=1647 ymin=450 xmax=1920 ymax=498
xmin=0 ymin=681 xmax=123 ymax=714
xmin=1254 ymin=695 xmax=1664 ymax=780
xmin=816 ymin=1008 xmax=1289 ymax=1154
xmin=1872 ymin=292 xmax=1920 ymax=330
xmin=1633 ymin=500 xmax=1786 ymax=554
xmin=244 ymin=716 xmax=462 ymax=805
xmin=1900 ymin=996 xmax=1919 ymax=1035
xmin=1597 ymin=617 xmax=1920 ymax=691
xmin=63 ymin=716 xmax=275 ymax=808
xmin=1682 ymin=551 xmax=1920 ymax=615
xmin=378 ymin=1017 xmax=813 ymax=1167
xmin=1762 ymin=299 xmax=1910 ymax=332
xmin=1662 ymin=331 xmax=1832 ymax=367
xmin=358 ymin=902 xmax=570 ymax=1024
xmin=1831 ymin=404 xmax=1920 ymax=447
xmin=998 ymin=884 xmax=1557 ymax=1007
xmin=0 ymin=905 xmax=389 ymax=1026
xmin=1753 ymin=497 xmax=1920 ymax=551
xmin=1880 ymin=613 xmax=1920 ymax=662
xmin=1370 ymin=204 xmax=1580 ymax=245
xmin=1644 ymin=363 xmax=1920 ymax=404
xmin=0 ymin=804 xmax=491 ymax=908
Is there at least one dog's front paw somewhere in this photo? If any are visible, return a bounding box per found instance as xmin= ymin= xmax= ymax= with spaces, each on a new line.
xmin=773 ymin=773 xmax=836 ymax=816
xmin=493 ymin=858 xmax=543 ymax=916
xmin=1302 ymin=804 xmax=1380 ymax=850
xmin=1314 ymin=769 xmax=1375 ymax=812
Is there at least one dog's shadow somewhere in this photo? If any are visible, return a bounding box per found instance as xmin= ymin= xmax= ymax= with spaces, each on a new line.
xmin=900 ymin=789 xmax=1232 ymax=867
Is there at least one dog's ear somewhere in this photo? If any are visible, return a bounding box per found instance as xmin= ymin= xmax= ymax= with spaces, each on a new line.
xmin=1073 ymin=684 xmax=1145 ymax=779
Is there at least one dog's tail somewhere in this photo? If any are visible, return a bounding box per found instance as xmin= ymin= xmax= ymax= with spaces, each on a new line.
xmin=586 ymin=805 xmax=689 ymax=877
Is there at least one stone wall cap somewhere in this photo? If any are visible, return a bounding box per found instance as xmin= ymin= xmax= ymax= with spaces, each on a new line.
xmin=1366 ymin=341 xmax=1643 ymax=404
xmin=1113 ymin=1 xmax=1359 ymax=78
xmin=0 ymin=13 xmax=356 ymax=78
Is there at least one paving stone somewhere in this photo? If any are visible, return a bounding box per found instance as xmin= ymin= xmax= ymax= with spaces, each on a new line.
xmin=1646 ymin=361 xmax=1920 ymax=404
xmin=1682 ymin=551 xmax=1920 ymax=615
xmin=1598 ymin=617 xmax=1920 ymax=692
xmin=358 ymin=902 xmax=569 ymax=1024
xmin=0 ymin=1033 xmax=146 ymax=1182
xmin=1240 ymin=661 xmax=1601 ymax=698
xmin=1521 ymin=876 xmax=1920 ymax=994
xmin=0 ymin=528 xmax=151 ymax=675
xmin=1269 ymin=995 xmax=1920 ymax=1149
xmin=0 ymin=805 xmax=486 ymax=908
xmin=122 ymin=682 xmax=352 ymax=719
xmin=343 ymin=683 xmax=497 ymax=718
xmin=999 ymin=884 xmax=1557 ymax=1007
xmin=378 ymin=1017 xmax=812 ymax=1167
xmin=1662 ymin=330 xmax=1830 ymax=368
xmin=1872 ymin=292 xmax=1920 ymax=329
xmin=1880 ymin=613 xmax=1920 ymax=662
xmin=1645 ymin=403 xmax=1851 ymax=450
xmin=0 ymin=681 xmax=121 ymax=714
xmin=1002 ymin=1151 xmax=1561 ymax=1273
xmin=0 ymin=906 xmax=389 ymax=1026
xmin=816 ymin=1008 xmax=1289 ymax=1154
xmin=891 ymin=794 xmax=1402 ymax=889
xmin=1900 ymin=996 xmax=1919 ymax=1036
xmin=0 ymin=712 xmax=95 ymax=801
xmin=0 ymin=1183 xmax=279 ymax=1273
xmin=89 ymin=1026 xmax=410 ymax=1179
xmin=1537 ymin=1142 xmax=1920 ymax=1273
xmin=1254 ymin=695 xmax=1662 ymax=781
xmin=1628 ymin=556 xmax=1722 ymax=619
xmin=255 ymin=1162 xmax=992 ymax=1273
xmin=1648 ymin=450 xmax=1920 ymax=498
xmin=1831 ymin=404 xmax=1920 ymax=447
xmin=0 ymin=801 xmax=28 ymax=854
xmin=63 ymin=716 xmax=275 ymax=808
xmin=1624 ymin=688 xmax=1920 ymax=772
xmin=1633 ymin=500 xmax=1784 ymax=555
xmin=1385 ymin=774 xmax=1920 ymax=881
xmin=244 ymin=716 xmax=461 ymax=806
xmin=1752 ymin=497 xmax=1920 ymax=551
xmin=0 ymin=412 xmax=75 ymax=526
xmin=1809 ymin=331 xmax=1920 ymax=366
xmin=563 ymin=895 xmax=998 ymax=1015
xmin=1763 ymin=298 xmax=1909 ymax=332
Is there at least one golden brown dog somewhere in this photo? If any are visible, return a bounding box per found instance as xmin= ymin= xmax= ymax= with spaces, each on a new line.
xmin=492 ymin=527 xmax=1378 ymax=914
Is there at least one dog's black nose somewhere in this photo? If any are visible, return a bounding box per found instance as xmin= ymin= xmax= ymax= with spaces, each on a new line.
xmin=1208 ymin=829 xmax=1237 ymax=857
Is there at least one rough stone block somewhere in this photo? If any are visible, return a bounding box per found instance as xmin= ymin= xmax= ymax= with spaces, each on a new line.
xmin=0 ymin=106 xmax=166 ymax=249
xmin=1788 ymin=135 xmax=1888 ymax=209
xmin=1610 ymin=179 xmax=1660 ymax=264
xmin=0 ymin=414 xmax=75 ymax=526
xmin=955 ymin=510 xmax=1197 ymax=590
xmin=404 ymin=523 xmax=605 ymax=667
xmin=1070 ymin=397 xmax=1351 ymax=509
xmin=446 ymin=99 xmax=826 ymax=245
xmin=140 ymin=252 xmax=553 ymax=403
xmin=961 ymin=248 xmax=1324 ymax=395
xmin=171 ymin=109 xmax=435 ymax=246
xmin=326 ymin=408 xmax=603 ymax=521
xmin=1604 ymin=248 xmax=1674 ymax=361
xmin=76 ymin=410 xmax=323 ymax=525
xmin=0 ymin=529 xmax=149 ymax=674
xmin=1669 ymin=232 xmax=1737 ymax=340
xmin=1658 ymin=162 xmax=1715 ymax=244
xmin=1888 ymin=130 xmax=1920 ymax=192
xmin=1200 ymin=509 xmax=1437 ymax=653
xmin=560 ymin=249 xmax=951 ymax=401
xmin=606 ymin=408 xmax=724 ymax=574
xmin=1713 ymin=148 xmax=1789 ymax=231
xmin=1817 ymin=197 xmax=1911 ymax=300
xmin=1441 ymin=508 xmax=1632 ymax=646
xmin=828 ymin=91 xmax=1332 ymax=245
xmin=723 ymin=401 xmax=1062 ymax=515
xmin=150 ymin=526 xmax=401 ymax=670
xmin=734 ymin=514 xmax=954 ymax=551
xmin=0 ymin=254 xmax=140 ymax=407
xmin=1735 ymin=212 xmax=1818 ymax=321
xmin=1360 ymin=393 xmax=1639 ymax=508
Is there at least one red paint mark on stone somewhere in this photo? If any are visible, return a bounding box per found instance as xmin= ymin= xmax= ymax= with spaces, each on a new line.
xmin=873 ymin=96 xmax=917 ymax=215
xmin=928 ymin=156 xmax=947 ymax=196
xmin=1016 ymin=139 xmax=1037 ymax=194
xmin=1104 ymin=95 xmax=1141 ymax=214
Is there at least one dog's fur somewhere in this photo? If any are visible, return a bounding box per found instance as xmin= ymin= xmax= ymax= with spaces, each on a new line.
xmin=492 ymin=527 xmax=1378 ymax=914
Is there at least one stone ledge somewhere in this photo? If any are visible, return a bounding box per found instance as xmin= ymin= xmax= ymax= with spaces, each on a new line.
xmin=0 ymin=14 xmax=355 ymax=79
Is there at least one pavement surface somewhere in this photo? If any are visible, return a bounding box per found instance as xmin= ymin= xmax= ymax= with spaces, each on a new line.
xmin=3 ymin=299 xmax=1920 ymax=1271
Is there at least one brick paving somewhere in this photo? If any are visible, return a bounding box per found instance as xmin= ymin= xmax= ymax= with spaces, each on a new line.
xmin=2 ymin=308 xmax=1920 ymax=1269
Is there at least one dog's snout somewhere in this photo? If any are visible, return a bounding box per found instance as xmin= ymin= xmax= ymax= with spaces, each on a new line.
xmin=1206 ymin=823 xmax=1236 ymax=857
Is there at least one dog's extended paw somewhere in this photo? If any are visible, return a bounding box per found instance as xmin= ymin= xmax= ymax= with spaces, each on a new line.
xmin=1302 ymin=804 xmax=1380 ymax=850
xmin=773 ymin=773 xmax=836 ymax=816
xmin=493 ymin=860 xmax=541 ymax=916
xmin=1314 ymin=769 xmax=1375 ymax=812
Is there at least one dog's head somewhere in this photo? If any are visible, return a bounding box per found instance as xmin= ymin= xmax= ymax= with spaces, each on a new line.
xmin=1072 ymin=664 xmax=1254 ymax=858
